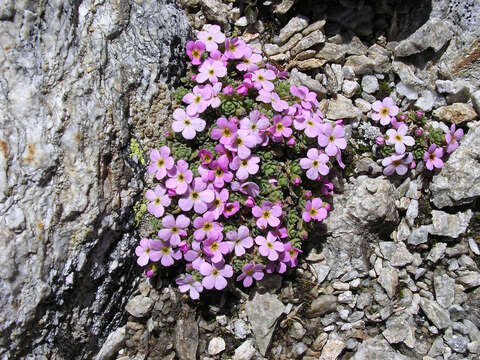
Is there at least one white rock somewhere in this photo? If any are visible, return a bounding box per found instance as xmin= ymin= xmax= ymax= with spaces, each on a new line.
xmin=125 ymin=295 xmax=153 ymax=318
xmin=361 ymin=75 xmax=379 ymax=94
xmin=321 ymin=338 xmax=346 ymax=360
xmin=343 ymin=80 xmax=360 ymax=98
xmin=208 ymin=337 xmax=226 ymax=355
xmin=396 ymin=82 xmax=418 ymax=100
xmin=233 ymin=340 xmax=256 ymax=360
xmin=415 ymin=90 xmax=435 ymax=112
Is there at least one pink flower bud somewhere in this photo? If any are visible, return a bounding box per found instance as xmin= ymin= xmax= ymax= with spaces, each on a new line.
xmin=145 ymin=264 xmax=157 ymax=278
xmin=167 ymin=188 xmax=177 ymax=197
xmin=223 ymin=85 xmax=234 ymax=95
xmin=269 ymin=178 xmax=278 ymax=186
xmin=304 ymin=190 xmax=312 ymax=199
xmin=391 ymin=118 xmax=403 ymax=130
xmin=245 ymin=196 xmax=255 ymax=208
xmin=190 ymin=74 xmax=196 ymax=81
xmin=415 ymin=128 xmax=423 ymax=136
xmin=399 ymin=114 xmax=407 ymax=121
xmin=293 ymin=177 xmax=301 ymax=185
xmin=178 ymin=241 xmax=189 ymax=253
xmin=287 ymin=137 xmax=296 ymax=146
xmin=410 ymin=161 xmax=416 ymax=169
xmin=324 ymin=203 xmax=331 ymax=212
xmin=416 ymin=111 xmax=423 ymax=118
xmin=301 ymin=233 xmax=308 ymax=240
xmin=376 ymin=136 xmax=385 ymax=146
xmin=164 ymin=130 xmax=171 ymax=137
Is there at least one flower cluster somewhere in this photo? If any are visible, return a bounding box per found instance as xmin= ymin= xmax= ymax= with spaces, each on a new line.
xmin=370 ymin=97 xmax=463 ymax=176
xmin=135 ymin=25 xmax=346 ymax=299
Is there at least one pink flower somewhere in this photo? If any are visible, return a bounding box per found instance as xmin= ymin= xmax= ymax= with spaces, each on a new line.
xmin=445 ymin=124 xmax=463 ymax=153
xmin=236 ymin=263 xmax=265 ymax=287
xmin=376 ymin=136 xmax=385 ymax=146
xmin=252 ymin=69 xmax=276 ymax=92
xmin=176 ymin=274 xmax=203 ymax=300
xmin=240 ymin=110 xmax=270 ymax=145
xmin=211 ymin=117 xmax=237 ymax=145
xmin=203 ymin=233 xmax=230 ymax=263
xmin=223 ymin=85 xmax=234 ymax=95
xmin=245 ymin=196 xmax=255 ymax=208
xmin=186 ymin=40 xmax=205 ymax=65
xmin=148 ymin=146 xmax=174 ymax=180
xmin=236 ymin=74 xmax=254 ymax=96
xmin=257 ymin=89 xmax=289 ymax=112
xmin=236 ymin=46 xmax=263 ymax=72
xmin=172 ymin=108 xmax=206 ymax=139
xmin=226 ymin=129 xmax=257 ymax=159
xmin=371 ymin=97 xmax=399 ymax=126
xmin=230 ymin=181 xmax=260 ymax=197
xmin=255 ymin=232 xmax=285 ymax=261
xmin=290 ymin=85 xmax=318 ymax=109
xmin=230 ymin=155 xmax=260 ymax=180
xmin=145 ymin=185 xmax=171 ymax=218
xmin=294 ymin=110 xmax=322 ymax=138
xmin=252 ymin=201 xmax=282 ymax=229
xmin=300 ymin=148 xmax=330 ymax=180
xmin=270 ymin=115 xmax=293 ymax=141
xmin=179 ymin=178 xmax=215 ymax=214
xmin=184 ymin=241 xmax=204 ymax=270
xmin=135 ymin=238 xmax=160 ymax=266
xmin=223 ymin=201 xmax=240 ymax=218
xmin=318 ymin=122 xmax=347 ymax=157
xmin=157 ymin=214 xmax=190 ymax=246
xmin=302 ymin=198 xmax=328 ymax=222
xmin=424 ymin=144 xmax=444 ymax=171
xmin=193 ymin=212 xmax=223 ymax=241
xmin=226 ymin=225 xmax=253 ymax=256
xmin=151 ymin=238 xmax=182 ymax=267
xmin=199 ymin=149 xmax=213 ymax=165
xmin=208 ymin=188 xmax=229 ymax=219
xmin=200 ymin=261 xmax=233 ymax=290
xmin=197 ymin=24 xmax=225 ymax=52
xmin=166 ymin=160 xmax=193 ymax=195
xmin=280 ymin=242 xmax=302 ymax=268
xmin=183 ymin=85 xmax=212 ymax=116
xmin=224 ymin=37 xmax=247 ymax=59
xmin=196 ymin=59 xmax=227 ymax=84
xmin=210 ymin=156 xmax=234 ymax=188
xmin=386 ymin=123 xmax=415 ymax=154
xmin=204 ymin=82 xmax=222 ymax=108
xmin=382 ymin=152 xmax=413 ymax=176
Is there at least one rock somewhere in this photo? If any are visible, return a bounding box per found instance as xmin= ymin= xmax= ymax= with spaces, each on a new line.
xmin=396 ymin=82 xmax=419 ymax=100
xmin=273 ymin=0 xmax=296 ymax=14
xmin=290 ymin=322 xmax=306 ymax=340
xmin=428 ymin=337 xmax=448 ymax=357
xmin=279 ymin=33 xmax=303 ymax=53
xmin=95 ymin=327 xmax=126 ymax=360
xmin=321 ymin=337 xmax=345 ymax=360
xmin=367 ymin=44 xmax=391 ymax=73
xmin=175 ymin=311 xmax=199 ymax=360
xmin=291 ymin=30 xmax=325 ymax=56
xmin=289 ymin=58 xmax=327 ymax=71
xmin=312 ymin=264 xmax=330 ymax=284
xmin=434 ymin=273 xmax=455 ymax=309
xmin=415 ymin=90 xmax=435 ymax=112
xmin=394 ymin=18 xmax=453 ymax=57
xmin=469 ymin=238 xmax=480 ymax=255
xmin=343 ymin=36 xmax=368 ymax=56
xmin=201 ymin=0 xmax=230 ymax=25
xmin=302 ymin=20 xmax=326 ymax=36
xmin=235 ymin=16 xmax=248 ymax=27
xmin=344 ymin=55 xmax=375 ymax=75
xmin=382 ymin=314 xmax=416 ymax=348
xmin=292 ymin=342 xmax=308 ymax=356
xmin=316 ymin=42 xmax=346 ymax=63
xmin=465 ymin=289 xmax=480 ymax=328
xmin=233 ymin=319 xmax=250 ymax=339
xmin=294 ymin=49 xmax=316 ymax=61
xmin=432 ymin=103 xmax=478 ymax=124
xmin=309 ymin=295 xmax=337 ymax=316
xmin=275 ymin=16 xmax=309 ymax=44
xmin=208 ymin=337 xmax=226 ymax=355
xmin=246 ymin=292 xmax=285 ymax=356
xmin=0 ymin=1 xmax=190 ymax=358
xmin=325 ymin=64 xmax=342 ymax=94
xmin=350 ymin=336 xmax=409 ymax=360
xmin=354 ymin=157 xmax=382 ymax=175
xmin=426 ymin=243 xmax=447 ymax=263
xmin=444 ymin=327 xmax=469 ymax=353
xmin=457 ymin=272 xmax=480 ymax=289
xmin=430 ymin=122 xmax=480 ymax=208
xmin=233 ymin=340 xmax=256 ymax=360
xmin=289 ymin=68 xmax=327 ymax=96
xmin=125 ymin=295 xmax=154 ymax=318
xmin=326 ymin=94 xmax=362 ymax=120
xmin=343 ymin=80 xmax=360 ymax=98
xmin=378 ymin=266 xmax=398 ymax=299
xmin=429 ymin=210 xmax=472 ymax=238
xmin=472 ymin=91 xmax=480 ymax=114
xmin=379 ymin=241 xmax=413 ymax=267
xmin=392 ymin=61 xmax=424 ymax=87
xmin=420 ymin=298 xmax=451 ymax=329
xmin=264 ymin=44 xmax=281 ymax=56
xmin=361 ymin=75 xmax=379 ymax=94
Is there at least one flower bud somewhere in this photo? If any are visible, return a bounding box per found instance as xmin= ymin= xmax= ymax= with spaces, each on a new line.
xmin=376 ymin=136 xmax=385 ymax=146
xmin=410 ymin=161 xmax=416 ymax=169
xmin=399 ymin=114 xmax=407 ymax=121
xmin=415 ymin=128 xmax=423 ymax=136
xmin=145 ymin=264 xmax=157 ymax=278
xmin=167 ymin=188 xmax=177 ymax=197
xmin=287 ymin=137 xmax=296 ymax=146
xmin=245 ymin=196 xmax=255 ymax=208
xmin=190 ymin=74 xmax=196 ymax=81
xmin=223 ymin=85 xmax=234 ymax=95
xmin=178 ymin=241 xmax=189 ymax=253
xmin=304 ymin=190 xmax=312 ymax=199
xmin=416 ymin=111 xmax=423 ymax=118
xmin=293 ymin=177 xmax=301 ymax=185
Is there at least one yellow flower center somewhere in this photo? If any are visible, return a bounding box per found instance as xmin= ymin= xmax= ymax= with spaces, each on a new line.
xmin=262 ymin=210 xmax=270 ymax=219
xmin=178 ymin=173 xmax=185 ymax=182
xmin=235 ymin=137 xmax=243 ymax=146
xmin=207 ymin=35 xmax=213 ymax=41
xmin=392 ymin=160 xmax=402 ymax=166
xmin=191 ymin=192 xmax=200 ymax=200
xmin=208 ymin=69 xmax=215 ymax=75
xmin=203 ymin=222 xmax=212 ymax=231
xmin=212 ymin=268 xmax=219 ymax=276
xmin=309 ymin=208 xmax=318 ymax=216
xmin=312 ymin=160 xmax=319 ymax=167
xmin=241 ymin=159 xmax=248 ymax=167
xmin=276 ymin=123 xmax=284 ymax=131
xmin=192 ymin=49 xmax=200 ymax=58
xmin=171 ymin=226 xmax=179 ymax=234
xmin=157 ymin=159 xmax=165 ymax=167
xmin=266 ymin=241 xmax=274 ymax=249
xmin=222 ymin=128 xmax=232 ymax=137
xmin=257 ymin=75 xmax=265 ymax=81
xmin=154 ymin=198 xmax=161 ymax=205
xmin=161 ymin=247 xmax=170 ymax=255
xmin=229 ymin=44 xmax=236 ymax=51
xmin=184 ymin=119 xmax=191 ymax=126
xmin=246 ymin=269 xmax=254 ymax=276
xmin=380 ymin=107 xmax=389 ymax=116
xmin=395 ymin=134 xmax=402 ymax=141
xmin=210 ymin=242 xmax=219 ymax=251
xmin=194 ymin=95 xmax=202 ymax=104
xmin=215 ymin=168 xmax=224 ymax=177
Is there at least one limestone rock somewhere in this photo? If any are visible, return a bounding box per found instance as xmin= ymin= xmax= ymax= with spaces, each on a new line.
xmin=378 ymin=266 xmax=398 ymax=299
xmin=429 ymin=210 xmax=472 ymax=238
xmin=289 ymin=69 xmax=327 ymax=96
xmin=291 ymin=30 xmax=325 ymax=56
xmin=361 ymin=75 xmax=379 ymax=94
xmin=344 ymin=55 xmax=375 ymax=75
xmin=246 ymin=292 xmax=285 ymax=356
xmin=430 ymin=122 xmax=480 ymax=208
xmin=420 ymin=298 xmax=451 ymax=329
xmin=321 ymin=337 xmax=345 ymax=360
xmin=326 ymin=94 xmax=362 ymax=120
xmin=432 ymin=103 xmax=478 ymax=124
xmin=0 ymin=1 xmax=190 ymax=358
xmin=394 ymin=18 xmax=453 ymax=57
xmin=208 ymin=337 xmax=226 ymax=355
xmin=95 ymin=327 xmax=126 ymax=360
xmin=351 ymin=336 xmax=409 ymax=360
xmin=233 ymin=340 xmax=256 ymax=360
xmin=125 ymin=295 xmax=154 ymax=318
xmin=275 ymin=16 xmax=309 ymax=44
xmin=175 ymin=311 xmax=199 ymax=360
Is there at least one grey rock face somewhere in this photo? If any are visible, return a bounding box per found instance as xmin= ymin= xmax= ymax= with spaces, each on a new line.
xmin=420 ymin=298 xmax=451 ymax=330
xmin=429 ymin=210 xmax=472 ymax=238
xmin=0 ymin=1 xmax=190 ymax=358
xmin=430 ymin=122 xmax=480 ymax=208
xmin=175 ymin=310 xmax=199 ymax=360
